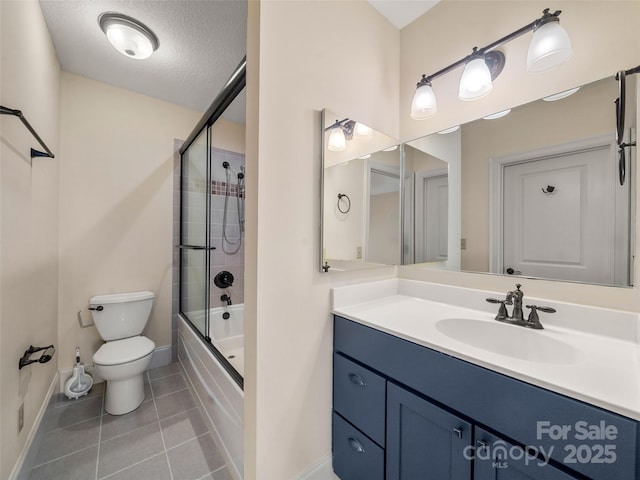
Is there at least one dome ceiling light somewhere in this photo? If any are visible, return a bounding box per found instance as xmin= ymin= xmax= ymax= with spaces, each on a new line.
xmin=99 ymin=12 xmax=159 ymax=60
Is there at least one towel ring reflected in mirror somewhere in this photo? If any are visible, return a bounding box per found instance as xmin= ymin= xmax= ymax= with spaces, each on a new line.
xmin=337 ymin=193 xmax=351 ymax=214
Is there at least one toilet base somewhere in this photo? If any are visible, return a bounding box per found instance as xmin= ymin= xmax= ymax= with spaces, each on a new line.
xmin=104 ymin=374 xmax=145 ymax=415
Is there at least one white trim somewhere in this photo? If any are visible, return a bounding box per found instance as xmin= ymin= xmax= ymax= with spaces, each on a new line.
xmin=292 ymin=453 xmax=337 ymax=480
xmin=9 ymin=372 xmax=59 ymax=480
xmin=489 ymin=133 xmax=615 ymax=275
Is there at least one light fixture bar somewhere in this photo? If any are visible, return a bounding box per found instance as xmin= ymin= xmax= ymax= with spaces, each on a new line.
xmin=419 ymin=9 xmax=562 ymax=85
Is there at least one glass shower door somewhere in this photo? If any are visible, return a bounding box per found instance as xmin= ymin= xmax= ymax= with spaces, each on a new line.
xmin=180 ymin=128 xmax=211 ymax=339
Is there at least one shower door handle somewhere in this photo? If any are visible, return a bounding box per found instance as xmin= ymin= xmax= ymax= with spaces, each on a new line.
xmin=177 ymin=245 xmax=216 ymax=250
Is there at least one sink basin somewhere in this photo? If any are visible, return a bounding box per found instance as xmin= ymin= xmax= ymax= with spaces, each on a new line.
xmin=435 ymin=318 xmax=582 ymax=365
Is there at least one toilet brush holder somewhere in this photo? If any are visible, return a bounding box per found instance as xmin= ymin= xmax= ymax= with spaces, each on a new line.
xmin=65 ymin=347 xmax=93 ymax=399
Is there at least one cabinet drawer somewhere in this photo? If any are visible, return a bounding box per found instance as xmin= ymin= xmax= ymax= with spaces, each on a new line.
xmin=333 ymin=353 xmax=386 ymax=446
xmin=332 ymin=412 xmax=384 ymax=480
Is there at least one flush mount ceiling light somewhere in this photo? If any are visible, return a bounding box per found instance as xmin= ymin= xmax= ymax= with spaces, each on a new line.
xmin=411 ymin=8 xmax=572 ymax=120
xmin=99 ymin=12 xmax=159 ymax=60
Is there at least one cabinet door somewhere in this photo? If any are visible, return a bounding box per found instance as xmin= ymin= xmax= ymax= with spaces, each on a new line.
xmin=387 ymin=382 xmax=472 ymax=480
xmin=474 ymin=427 xmax=577 ymax=480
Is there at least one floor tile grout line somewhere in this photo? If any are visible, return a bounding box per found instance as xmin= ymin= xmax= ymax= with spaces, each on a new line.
xmin=31 ymin=443 xmax=99 ymax=470
xmin=97 ymin=451 xmax=167 ymax=480
xmin=164 ymin=431 xmax=214 ymax=454
xmin=95 ymin=389 xmax=106 ymax=480
xmin=99 ymin=403 xmax=201 ymax=445
xmin=149 ymin=371 xmax=175 ymax=480
xmin=197 ymin=464 xmax=228 ymax=480
xmin=42 ymin=413 xmax=102 ymax=435
xmin=151 ymin=385 xmax=190 ymax=401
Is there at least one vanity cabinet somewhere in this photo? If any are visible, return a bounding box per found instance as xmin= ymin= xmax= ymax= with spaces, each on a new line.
xmin=386 ymin=381 xmax=471 ymax=479
xmin=332 ymin=315 xmax=640 ymax=480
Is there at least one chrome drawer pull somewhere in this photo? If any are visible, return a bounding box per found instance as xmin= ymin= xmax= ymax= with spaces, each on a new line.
xmin=476 ymin=440 xmax=488 ymax=451
xmin=348 ymin=436 xmax=366 ymax=454
xmin=453 ymin=427 xmax=463 ymax=439
xmin=348 ymin=372 xmax=367 ymax=387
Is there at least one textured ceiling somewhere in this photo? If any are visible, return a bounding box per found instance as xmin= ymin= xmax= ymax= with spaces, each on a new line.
xmin=39 ymin=1 xmax=436 ymax=125
xmin=39 ymin=0 xmax=247 ymax=122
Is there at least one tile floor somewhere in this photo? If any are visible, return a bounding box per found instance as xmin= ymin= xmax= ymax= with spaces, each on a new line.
xmin=22 ymin=363 xmax=231 ymax=480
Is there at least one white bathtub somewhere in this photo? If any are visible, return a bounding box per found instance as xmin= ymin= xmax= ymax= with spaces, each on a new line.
xmin=178 ymin=307 xmax=244 ymax=479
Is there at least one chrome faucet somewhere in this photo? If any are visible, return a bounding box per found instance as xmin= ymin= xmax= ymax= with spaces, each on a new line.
xmin=506 ymin=284 xmax=524 ymax=321
xmin=486 ymin=284 xmax=556 ymax=329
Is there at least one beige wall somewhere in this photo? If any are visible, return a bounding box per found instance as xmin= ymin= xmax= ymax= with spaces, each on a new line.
xmin=0 ymin=1 xmax=61 ymax=477
xmin=399 ymin=1 xmax=640 ymax=311
xmin=211 ymin=118 xmax=246 ymax=154
xmin=245 ymin=1 xmax=399 ymax=478
xmin=57 ymin=73 xmax=201 ymax=375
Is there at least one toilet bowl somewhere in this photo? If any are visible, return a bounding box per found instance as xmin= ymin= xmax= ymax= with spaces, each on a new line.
xmin=90 ymin=291 xmax=155 ymax=415
xmin=93 ymin=336 xmax=155 ymax=415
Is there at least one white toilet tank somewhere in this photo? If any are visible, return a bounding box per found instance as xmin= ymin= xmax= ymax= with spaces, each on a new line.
xmin=89 ymin=291 xmax=154 ymax=341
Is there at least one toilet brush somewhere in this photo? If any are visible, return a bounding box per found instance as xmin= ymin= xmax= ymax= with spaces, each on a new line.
xmin=64 ymin=347 xmax=94 ymax=399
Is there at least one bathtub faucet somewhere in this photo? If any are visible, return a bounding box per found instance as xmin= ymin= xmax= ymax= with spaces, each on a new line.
xmin=221 ymin=294 xmax=232 ymax=306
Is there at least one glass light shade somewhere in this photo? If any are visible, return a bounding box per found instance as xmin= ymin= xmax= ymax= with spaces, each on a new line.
xmin=527 ymin=21 xmax=573 ymax=73
xmin=482 ymin=109 xmax=511 ymax=120
xmin=410 ymin=83 xmax=437 ymax=120
xmin=354 ymin=123 xmax=373 ymax=141
xmin=327 ymin=128 xmax=346 ymax=152
xmin=458 ymin=57 xmax=493 ymax=101
xmin=543 ymin=87 xmax=580 ymax=102
xmin=106 ymin=23 xmax=155 ymax=59
xmin=437 ymin=125 xmax=460 ymax=134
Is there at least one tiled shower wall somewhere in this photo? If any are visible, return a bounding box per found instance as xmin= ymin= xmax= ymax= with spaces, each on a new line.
xmin=172 ymin=142 xmax=245 ymax=360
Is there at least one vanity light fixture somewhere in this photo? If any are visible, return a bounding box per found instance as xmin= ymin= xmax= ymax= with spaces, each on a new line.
xmin=411 ymin=8 xmax=572 ymax=119
xmin=542 ymin=86 xmax=580 ymax=101
xmin=354 ymin=122 xmax=374 ymax=141
xmin=358 ymin=154 xmax=372 ymax=159
xmin=437 ymin=125 xmax=460 ymax=134
xmin=483 ymin=109 xmax=512 ymax=120
xmin=382 ymin=145 xmax=398 ymax=152
xmin=99 ymin=13 xmax=159 ymax=60
xmin=325 ymin=119 xmax=355 ymax=152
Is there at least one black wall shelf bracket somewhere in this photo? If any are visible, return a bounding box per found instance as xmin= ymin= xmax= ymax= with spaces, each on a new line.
xmin=0 ymin=105 xmax=55 ymax=159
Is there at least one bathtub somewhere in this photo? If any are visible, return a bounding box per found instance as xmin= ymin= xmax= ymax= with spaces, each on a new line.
xmin=178 ymin=304 xmax=244 ymax=479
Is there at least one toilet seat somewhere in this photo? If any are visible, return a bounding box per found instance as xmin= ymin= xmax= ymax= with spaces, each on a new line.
xmin=93 ymin=336 xmax=155 ymax=366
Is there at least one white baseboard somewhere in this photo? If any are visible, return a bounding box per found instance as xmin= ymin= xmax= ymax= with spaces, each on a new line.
xmin=58 ymin=344 xmax=172 ymax=392
xmin=9 ymin=372 xmax=59 ymax=480
xmin=293 ymin=454 xmax=337 ymax=480
xmin=149 ymin=344 xmax=172 ymax=370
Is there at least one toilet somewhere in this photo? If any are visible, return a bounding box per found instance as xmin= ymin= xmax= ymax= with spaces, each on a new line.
xmin=90 ymin=291 xmax=156 ymax=415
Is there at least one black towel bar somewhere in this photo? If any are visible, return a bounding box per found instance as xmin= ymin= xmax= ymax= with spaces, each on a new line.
xmin=0 ymin=105 xmax=55 ymax=159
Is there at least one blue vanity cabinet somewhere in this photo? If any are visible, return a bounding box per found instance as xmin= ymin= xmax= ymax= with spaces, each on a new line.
xmin=386 ymin=381 xmax=472 ymax=479
xmin=333 ymin=315 xmax=640 ymax=480
xmin=474 ymin=427 xmax=577 ymax=480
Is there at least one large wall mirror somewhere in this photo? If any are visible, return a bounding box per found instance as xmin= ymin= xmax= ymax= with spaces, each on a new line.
xmin=403 ymin=73 xmax=637 ymax=287
xmin=320 ymin=109 xmax=400 ymax=272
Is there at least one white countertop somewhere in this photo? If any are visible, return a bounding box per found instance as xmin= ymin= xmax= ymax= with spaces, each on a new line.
xmin=332 ymin=279 xmax=640 ymax=421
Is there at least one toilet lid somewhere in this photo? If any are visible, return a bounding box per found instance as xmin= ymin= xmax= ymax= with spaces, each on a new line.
xmin=93 ymin=336 xmax=155 ymax=366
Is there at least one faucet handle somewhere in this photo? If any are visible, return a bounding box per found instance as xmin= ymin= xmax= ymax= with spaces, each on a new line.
xmin=525 ymin=304 xmax=556 ymax=329
xmin=486 ymin=298 xmax=509 ymax=320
